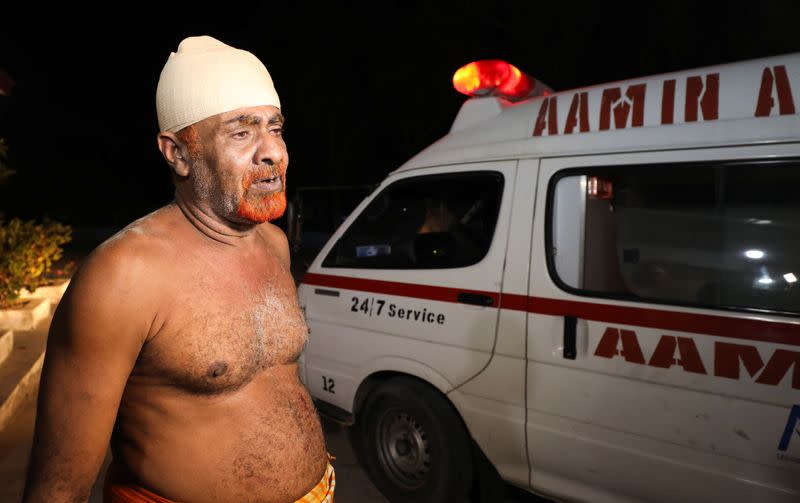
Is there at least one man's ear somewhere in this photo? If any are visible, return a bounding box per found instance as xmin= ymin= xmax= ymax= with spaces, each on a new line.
xmin=157 ymin=132 xmax=190 ymax=177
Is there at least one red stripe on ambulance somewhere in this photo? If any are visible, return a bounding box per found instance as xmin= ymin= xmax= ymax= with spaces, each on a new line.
xmin=302 ymin=273 xmax=800 ymax=346
xmin=526 ymin=296 xmax=800 ymax=346
xmin=302 ymin=272 xmax=500 ymax=305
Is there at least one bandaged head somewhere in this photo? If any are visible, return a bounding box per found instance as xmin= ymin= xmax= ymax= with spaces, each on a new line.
xmin=156 ymin=36 xmax=280 ymax=133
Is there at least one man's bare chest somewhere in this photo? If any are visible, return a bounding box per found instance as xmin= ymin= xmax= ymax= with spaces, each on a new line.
xmin=133 ymin=262 xmax=308 ymax=393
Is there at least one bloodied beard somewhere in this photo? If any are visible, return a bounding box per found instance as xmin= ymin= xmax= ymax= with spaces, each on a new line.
xmin=189 ymin=158 xmax=287 ymax=224
xmin=235 ymin=166 xmax=287 ymax=223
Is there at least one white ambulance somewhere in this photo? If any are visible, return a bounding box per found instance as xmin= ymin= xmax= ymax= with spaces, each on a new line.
xmin=296 ymin=53 xmax=800 ymax=503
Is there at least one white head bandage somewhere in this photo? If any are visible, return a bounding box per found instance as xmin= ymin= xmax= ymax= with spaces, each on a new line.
xmin=156 ymin=36 xmax=280 ymax=132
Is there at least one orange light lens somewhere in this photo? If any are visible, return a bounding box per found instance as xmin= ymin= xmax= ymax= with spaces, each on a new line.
xmin=453 ymin=60 xmax=535 ymax=100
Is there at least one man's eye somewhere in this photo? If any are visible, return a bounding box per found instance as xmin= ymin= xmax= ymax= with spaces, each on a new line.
xmin=270 ymin=126 xmax=284 ymax=136
xmin=232 ymin=130 xmax=250 ymax=139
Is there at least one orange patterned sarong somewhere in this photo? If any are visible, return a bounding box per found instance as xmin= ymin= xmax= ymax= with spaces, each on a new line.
xmin=104 ymin=457 xmax=335 ymax=503
xmin=294 ymin=458 xmax=335 ymax=503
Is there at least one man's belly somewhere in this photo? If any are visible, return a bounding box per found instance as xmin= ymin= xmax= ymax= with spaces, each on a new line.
xmin=112 ymin=364 xmax=327 ymax=503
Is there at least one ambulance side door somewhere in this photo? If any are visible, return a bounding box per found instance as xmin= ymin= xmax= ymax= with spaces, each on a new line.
xmin=302 ymin=163 xmax=516 ymax=414
xmin=526 ymin=145 xmax=800 ymax=503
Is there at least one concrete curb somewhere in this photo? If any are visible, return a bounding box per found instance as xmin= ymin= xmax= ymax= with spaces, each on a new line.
xmin=19 ymin=279 xmax=70 ymax=307
xmin=0 ymin=298 xmax=50 ymax=331
xmin=0 ymin=331 xmax=12 ymax=368
xmin=0 ymin=351 xmax=44 ymax=432
xmin=0 ymin=276 xmax=68 ymax=433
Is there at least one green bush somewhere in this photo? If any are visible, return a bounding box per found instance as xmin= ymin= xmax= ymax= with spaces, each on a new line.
xmin=0 ymin=218 xmax=72 ymax=308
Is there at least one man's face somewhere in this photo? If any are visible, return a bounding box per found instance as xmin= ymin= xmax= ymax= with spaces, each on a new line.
xmin=182 ymin=105 xmax=288 ymax=224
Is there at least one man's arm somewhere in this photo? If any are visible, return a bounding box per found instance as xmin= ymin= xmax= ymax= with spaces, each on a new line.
xmin=22 ymin=242 xmax=154 ymax=502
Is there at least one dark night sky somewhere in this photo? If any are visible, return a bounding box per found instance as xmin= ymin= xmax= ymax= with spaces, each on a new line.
xmin=1 ymin=1 xmax=799 ymax=233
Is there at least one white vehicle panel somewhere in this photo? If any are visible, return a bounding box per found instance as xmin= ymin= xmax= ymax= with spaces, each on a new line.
xmin=301 ymin=162 xmax=517 ymax=410
xmin=527 ymin=144 xmax=800 ymax=501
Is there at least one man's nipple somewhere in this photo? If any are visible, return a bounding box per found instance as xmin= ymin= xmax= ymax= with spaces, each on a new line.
xmin=207 ymin=361 xmax=229 ymax=378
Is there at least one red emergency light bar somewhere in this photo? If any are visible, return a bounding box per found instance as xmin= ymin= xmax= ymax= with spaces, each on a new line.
xmin=453 ymin=60 xmax=548 ymax=101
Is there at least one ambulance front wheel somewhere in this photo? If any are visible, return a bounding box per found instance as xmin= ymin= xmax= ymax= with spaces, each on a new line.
xmin=355 ymin=377 xmax=474 ymax=503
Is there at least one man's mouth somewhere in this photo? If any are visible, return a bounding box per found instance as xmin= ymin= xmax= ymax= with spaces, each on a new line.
xmin=249 ymin=175 xmax=283 ymax=193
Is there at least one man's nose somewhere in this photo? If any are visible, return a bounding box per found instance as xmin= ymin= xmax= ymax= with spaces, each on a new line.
xmin=254 ymin=130 xmax=285 ymax=167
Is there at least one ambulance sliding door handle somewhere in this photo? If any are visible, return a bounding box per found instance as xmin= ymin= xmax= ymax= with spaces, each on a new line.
xmin=563 ymin=315 xmax=577 ymax=360
xmin=456 ymin=292 xmax=494 ymax=307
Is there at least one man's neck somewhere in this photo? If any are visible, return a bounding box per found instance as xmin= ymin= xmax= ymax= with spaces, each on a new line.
xmin=174 ymin=194 xmax=258 ymax=246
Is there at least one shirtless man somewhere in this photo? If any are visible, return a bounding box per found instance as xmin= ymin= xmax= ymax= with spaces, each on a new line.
xmin=22 ymin=36 xmax=331 ymax=503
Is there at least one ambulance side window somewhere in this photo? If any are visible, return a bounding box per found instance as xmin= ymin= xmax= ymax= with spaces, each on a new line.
xmin=549 ymin=159 xmax=800 ymax=315
xmin=322 ymin=172 xmax=503 ymax=269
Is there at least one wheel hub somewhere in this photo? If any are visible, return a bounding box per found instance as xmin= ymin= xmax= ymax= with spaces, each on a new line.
xmin=376 ymin=410 xmax=432 ymax=490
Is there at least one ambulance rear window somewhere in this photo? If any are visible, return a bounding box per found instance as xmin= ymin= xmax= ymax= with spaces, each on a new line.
xmin=322 ymin=171 xmax=503 ymax=269
xmin=548 ymin=159 xmax=800 ymax=316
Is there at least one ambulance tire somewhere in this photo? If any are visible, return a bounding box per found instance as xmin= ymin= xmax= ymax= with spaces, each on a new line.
xmin=357 ymin=377 xmax=474 ymax=503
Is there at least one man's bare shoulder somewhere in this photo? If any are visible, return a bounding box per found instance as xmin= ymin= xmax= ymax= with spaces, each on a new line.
xmin=256 ymin=221 xmax=290 ymax=267
xmin=256 ymin=221 xmax=289 ymax=246
xmin=47 ymin=206 xmax=186 ymax=351
xmin=85 ymin=204 xmax=181 ymax=275
xmin=61 ymin=205 xmax=184 ymax=324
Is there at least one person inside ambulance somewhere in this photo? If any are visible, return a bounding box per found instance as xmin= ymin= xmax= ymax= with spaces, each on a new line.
xmin=414 ymin=197 xmax=483 ymax=268
xmin=418 ymin=197 xmax=457 ymax=233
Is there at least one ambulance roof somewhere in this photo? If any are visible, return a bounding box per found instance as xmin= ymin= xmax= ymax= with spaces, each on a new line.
xmin=395 ymin=52 xmax=800 ymax=173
